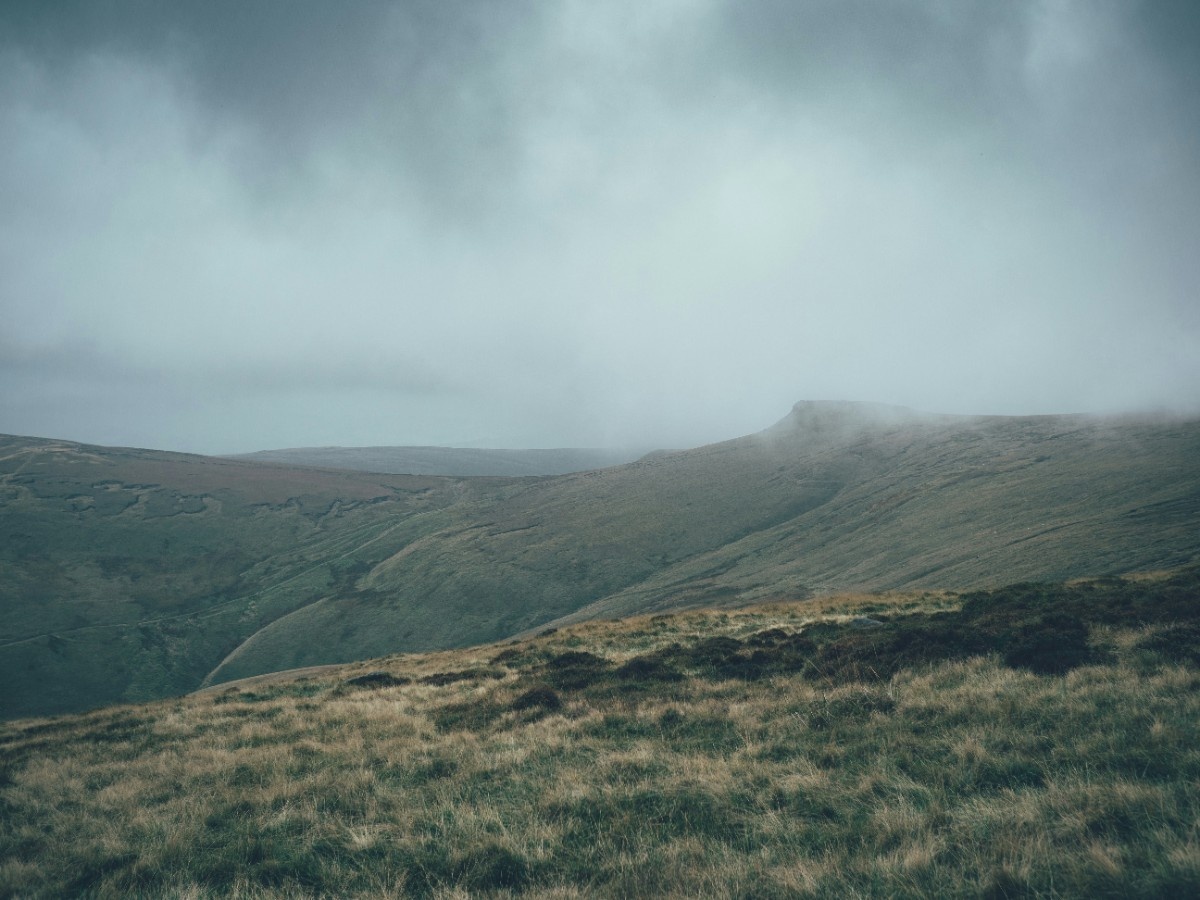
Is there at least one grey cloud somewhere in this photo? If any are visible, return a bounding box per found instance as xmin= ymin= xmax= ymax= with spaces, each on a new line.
xmin=0 ymin=1 xmax=1197 ymax=454
xmin=1132 ymin=0 xmax=1200 ymax=100
xmin=0 ymin=1 xmax=545 ymax=216
xmin=0 ymin=335 xmax=464 ymax=454
xmin=0 ymin=336 xmax=448 ymax=398
xmin=705 ymin=0 xmax=1029 ymax=123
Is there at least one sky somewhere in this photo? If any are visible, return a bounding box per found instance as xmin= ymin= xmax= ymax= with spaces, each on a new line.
xmin=1 ymin=0 xmax=1198 ymax=454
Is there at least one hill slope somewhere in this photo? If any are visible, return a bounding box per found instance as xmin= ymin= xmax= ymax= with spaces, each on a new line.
xmin=212 ymin=402 xmax=1200 ymax=683
xmin=2 ymin=571 xmax=1198 ymax=897
xmin=3 ymin=402 xmax=1199 ymax=718
xmin=541 ymin=402 xmax=1200 ymax=626
xmin=226 ymin=445 xmax=647 ymax=476
xmin=0 ymin=436 xmax=478 ymax=717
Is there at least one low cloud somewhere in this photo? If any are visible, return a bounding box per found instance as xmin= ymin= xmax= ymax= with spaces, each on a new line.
xmin=1 ymin=1 xmax=1197 ymax=453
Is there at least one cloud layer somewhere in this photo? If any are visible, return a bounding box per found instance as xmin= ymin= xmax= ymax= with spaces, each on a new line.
xmin=2 ymin=1 xmax=1197 ymax=452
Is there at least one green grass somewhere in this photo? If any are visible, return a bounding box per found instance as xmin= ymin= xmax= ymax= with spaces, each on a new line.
xmin=0 ymin=435 xmax=468 ymax=717
xmin=4 ymin=404 xmax=1199 ymax=720
xmin=1 ymin=570 xmax=1198 ymax=897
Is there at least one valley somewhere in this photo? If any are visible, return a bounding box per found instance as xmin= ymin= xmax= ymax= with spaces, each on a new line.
xmin=2 ymin=401 xmax=1198 ymax=719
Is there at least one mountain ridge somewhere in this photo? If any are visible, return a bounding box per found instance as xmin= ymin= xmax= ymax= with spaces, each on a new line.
xmin=2 ymin=401 xmax=1198 ymax=718
xmin=224 ymin=444 xmax=650 ymax=476
xmin=173 ymin=404 xmax=1200 ymax=686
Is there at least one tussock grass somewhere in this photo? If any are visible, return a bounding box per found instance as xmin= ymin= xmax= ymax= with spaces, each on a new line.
xmin=1 ymin=571 xmax=1198 ymax=897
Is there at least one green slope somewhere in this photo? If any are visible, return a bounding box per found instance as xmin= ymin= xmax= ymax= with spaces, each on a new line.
xmin=207 ymin=403 xmax=1200 ymax=684
xmin=546 ymin=404 xmax=1200 ymax=625
xmin=0 ymin=436 xmax=472 ymax=717
xmin=3 ymin=401 xmax=1199 ymax=718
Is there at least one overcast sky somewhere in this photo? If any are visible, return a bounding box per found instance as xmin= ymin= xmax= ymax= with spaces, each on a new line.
xmin=2 ymin=1 xmax=1197 ymax=453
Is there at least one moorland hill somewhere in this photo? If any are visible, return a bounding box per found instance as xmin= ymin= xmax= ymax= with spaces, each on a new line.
xmin=226 ymin=445 xmax=646 ymax=476
xmin=2 ymin=402 xmax=1198 ymax=718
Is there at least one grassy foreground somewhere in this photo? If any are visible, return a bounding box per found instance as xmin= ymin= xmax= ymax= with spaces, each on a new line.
xmin=1 ymin=571 xmax=1198 ymax=898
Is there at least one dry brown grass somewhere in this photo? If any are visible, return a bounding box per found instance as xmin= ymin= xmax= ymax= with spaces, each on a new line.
xmin=2 ymin=580 xmax=1198 ymax=897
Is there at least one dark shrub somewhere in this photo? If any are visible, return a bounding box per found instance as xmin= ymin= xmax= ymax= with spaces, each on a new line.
xmin=688 ymin=636 xmax=745 ymax=666
xmin=614 ymin=657 xmax=684 ymax=682
xmin=1001 ymin=614 xmax=1092 ymax=675
xmin=747 ymin=628 xmax=790 ymax=646
xmin=540 ymin=651 xmax=612 ymax=690
xmin=511 ymin=685 xmax=562 ymax=711
xmin=1137 ymin=623 xmax=1200 ymax=666
xmin=490 ymin=647 xmax=523 ymax=665
xmin=456 ymin=844 xmax=531 ymax=891
xmin=420 ymin=668 xmax=504 ymax=686
xmin=345 ymin=671 xmax=411 ymax=688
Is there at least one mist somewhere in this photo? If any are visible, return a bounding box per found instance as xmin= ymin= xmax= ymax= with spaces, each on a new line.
xmin=2 ymin=1 xmax=1197 ymax=454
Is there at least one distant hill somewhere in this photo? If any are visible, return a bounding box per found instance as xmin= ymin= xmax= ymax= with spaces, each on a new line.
xmin=226 ymin=445 xmax=648 ymax=476
xmin=2 ymin=401 xmax=1198 ymax=718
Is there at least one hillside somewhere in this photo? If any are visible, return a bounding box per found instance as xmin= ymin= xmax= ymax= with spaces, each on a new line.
xmin=2 ymin=402 xmax=1199 ymax=719
xmin=226 ymin=446 xmax=647 ymax=476
xmin=0 ymin=436 xmax=479 ymax=718
xmin=211 ymin=402 xmax=1200 ymax=684
xmin=2 ymin=571 xmax=1198 ymax=897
